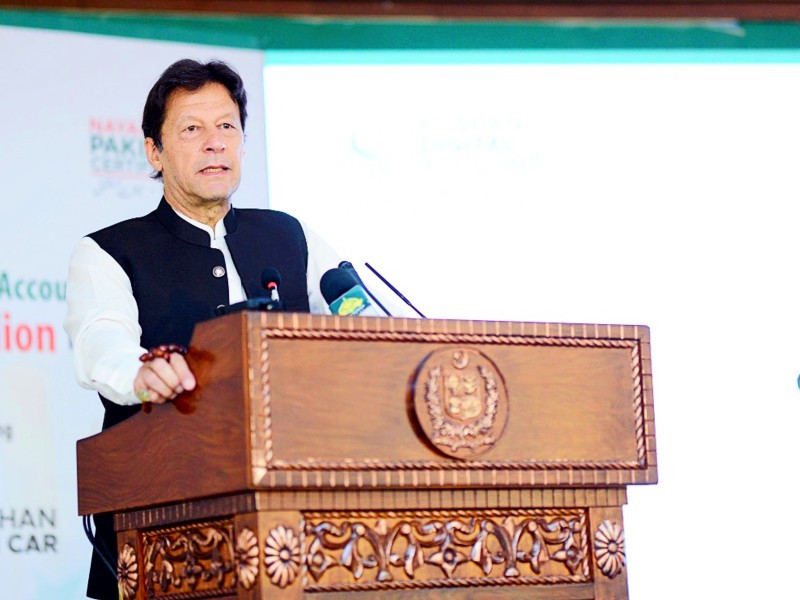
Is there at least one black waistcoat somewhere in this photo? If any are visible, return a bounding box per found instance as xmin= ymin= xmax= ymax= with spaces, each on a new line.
xmin=88 ymin=198 xmax=310 ymax=431
xmin=84 ymin=200 xmax=310 ymax=599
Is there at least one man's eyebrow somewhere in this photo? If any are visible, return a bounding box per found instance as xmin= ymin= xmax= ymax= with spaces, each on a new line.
xmin=175 ymin=110 xmax=239 ymax=124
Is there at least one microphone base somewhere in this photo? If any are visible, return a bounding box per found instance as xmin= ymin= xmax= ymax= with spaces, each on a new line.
xmin=215 ymin=298 xmax=285 ymax=316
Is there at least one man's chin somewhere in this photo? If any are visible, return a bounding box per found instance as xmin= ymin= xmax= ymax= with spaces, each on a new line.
xmin=198 ymin=186 xmax=239 ymax=205
xmin=202 ymin=183 xmax=240 ymax=205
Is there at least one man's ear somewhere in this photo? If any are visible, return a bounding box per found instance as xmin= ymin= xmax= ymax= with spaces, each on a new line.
xmin=144 ymin=137 xmax=163 ymax=173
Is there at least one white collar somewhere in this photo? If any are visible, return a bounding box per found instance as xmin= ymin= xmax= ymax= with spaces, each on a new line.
xmin=171 ymin=205 xmax=228 ymax=241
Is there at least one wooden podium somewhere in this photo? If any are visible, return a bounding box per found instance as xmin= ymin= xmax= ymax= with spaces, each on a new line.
xmin=77 ymin=312 xmax=657 ymax=600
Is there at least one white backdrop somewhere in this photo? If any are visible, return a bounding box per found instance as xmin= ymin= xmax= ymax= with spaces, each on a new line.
xmin=0 ymin=25 xmax=267 ymax=598
xmin=264 ymin=55 xmax=800 ymax=598
xmin=2 ymin=23 xmax=799 ymax=598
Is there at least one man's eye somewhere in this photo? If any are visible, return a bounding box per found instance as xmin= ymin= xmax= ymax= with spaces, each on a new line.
xmin=186 ymin=125 xmax=197 ymax=132
xmin=221 ymin=123 xmax=234 ymax=129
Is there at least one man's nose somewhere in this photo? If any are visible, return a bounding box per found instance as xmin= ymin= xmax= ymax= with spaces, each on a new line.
xmin=204 ymin=128 xmax=226 ymax=152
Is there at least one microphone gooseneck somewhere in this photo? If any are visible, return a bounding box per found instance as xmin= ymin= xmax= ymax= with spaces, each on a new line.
xmin=364 ymin=262 xmax=426 ymax=318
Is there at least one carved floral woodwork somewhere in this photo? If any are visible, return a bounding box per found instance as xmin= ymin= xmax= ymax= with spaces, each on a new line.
xmin=304 ymin=509 xmax=589 ymax=591
xmin=264 ymin=525 xmax=302 ymax=588
xmin=234 ymin=528 xmax=259 ymax=590
xmin=117 ymin=543 xmax=139 ymax=600
xmin=594 ymin=520 xmax=626 ymax=579
xmin=142 ymin=521 xmax=236 ymax=597
xmin=125 ymin=509 xmax=631 ymax=598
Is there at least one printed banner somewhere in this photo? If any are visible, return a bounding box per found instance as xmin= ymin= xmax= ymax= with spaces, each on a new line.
xmin=0 ymin=25 xmax=267 ymax=599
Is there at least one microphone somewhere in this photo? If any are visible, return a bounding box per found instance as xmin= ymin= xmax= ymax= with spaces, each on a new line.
xmin=261 ymin=267 xmax=282 ymax=303
xmin=215 ymin=267 xmax=285 ymax=315
xmin=338 ymin=261 xmax=392 ymax=317
xmin=320 ymin=267 xmax=384 ymax=317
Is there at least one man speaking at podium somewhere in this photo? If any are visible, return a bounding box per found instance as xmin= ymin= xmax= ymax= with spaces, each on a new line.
xmin=64 ymin=59 xmax=341 ymax=600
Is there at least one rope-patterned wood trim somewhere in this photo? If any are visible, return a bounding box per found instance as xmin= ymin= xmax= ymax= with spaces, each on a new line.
xmin=270 ymin=459 xmax=641 ymax=471
xmin=579 ymin=509 xmax=590 ymax=579
xmin=248 ymin=317 xmax=274 ymax=485
xmin=305 ymin=574 xmax=587 ymax=592
xmin=302 ymin=508 xmax=585 ymax=519
xmin=630 ymin=341 xmax=646 ymax=466
xmin=145 ymin=588 xmax=232 ymax=600
xmin=260 ymin=326 xmax=273 ymax=465
xmin=142 ymin=518 xmax=233 ymax=536
xmin=261 ymin=327 xmax=639 ymax=348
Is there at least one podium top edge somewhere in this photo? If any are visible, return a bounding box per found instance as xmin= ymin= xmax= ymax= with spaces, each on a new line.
xmin=207 ymin=311 xmax=650 ymax=341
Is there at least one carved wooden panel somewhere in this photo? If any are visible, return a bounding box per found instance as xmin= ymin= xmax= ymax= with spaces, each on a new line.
xmin=119 ymin=507 xmax=624 ymax=598
xmin=301 ymin=509 xmax=589 ymax=592
xmin=248 ymin=313 xmax=656 ymax=490
xmin=141 ymin=519 xmax=237 ymax=599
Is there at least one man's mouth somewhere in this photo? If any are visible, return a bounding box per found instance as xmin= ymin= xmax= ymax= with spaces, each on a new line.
xmin=200 ymin=166 xmax=228 ymax=174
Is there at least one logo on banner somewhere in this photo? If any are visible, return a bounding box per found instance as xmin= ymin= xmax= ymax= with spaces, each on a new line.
xmin=89 ymin=117 xmax=151 ymax=198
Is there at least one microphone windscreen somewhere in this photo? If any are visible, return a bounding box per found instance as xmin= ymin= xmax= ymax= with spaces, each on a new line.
xmin=320 ymin=268 xmax=359 ymax=304
xmin=261 ymin=267 xmax=282 ymax=289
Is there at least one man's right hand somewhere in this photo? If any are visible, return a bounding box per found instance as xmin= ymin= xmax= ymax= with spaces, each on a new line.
xmin=133 ymin=352 xmax=196 ymax=404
